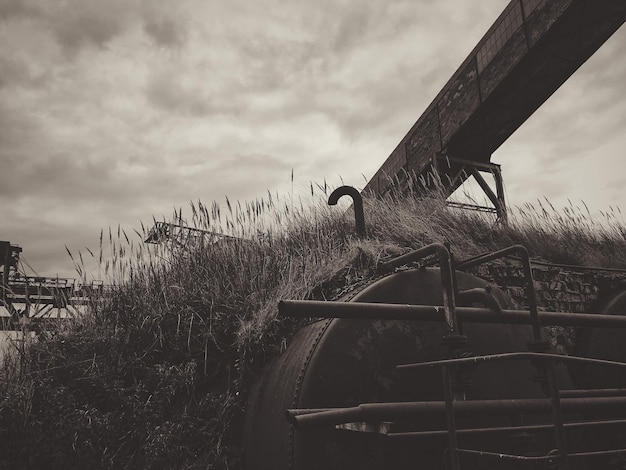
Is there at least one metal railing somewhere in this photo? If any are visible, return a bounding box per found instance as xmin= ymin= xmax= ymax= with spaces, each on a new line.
xmin=280 ymin=243 xmax=626 ymax=469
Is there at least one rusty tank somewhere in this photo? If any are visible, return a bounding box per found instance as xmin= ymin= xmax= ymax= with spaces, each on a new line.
xmin=243 ymin=189 xmax=626 ymax=470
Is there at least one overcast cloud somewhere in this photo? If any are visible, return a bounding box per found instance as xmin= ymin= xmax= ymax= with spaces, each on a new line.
xmin=0 ymin=0 xmax=624 ymax=279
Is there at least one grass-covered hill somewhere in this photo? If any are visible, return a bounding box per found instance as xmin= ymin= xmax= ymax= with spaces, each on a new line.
xmin=1 ymin=187 xmax=625 ymax=469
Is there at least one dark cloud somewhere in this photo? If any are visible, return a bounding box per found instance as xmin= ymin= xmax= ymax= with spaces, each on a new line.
xmin=0 ymin=0 xmax=134 ymax=58
xmin=0 ymin=153 xmax=115 ymax=205
xmin=331 ymin=6 xmax=374 ymax=54
xmin=0 ymin=102 xmax=41 ymax=153
xmin=145 ymin=70 xmax=245 ymax=116
xmin=52 ymin=13 xmax=123 ymax=57
xmin=0 ymin=55 xmax=40 ymax=89
xmin=143 ymin=18 xmax=186 ymax=48
xmin=0 ymin=0 xmax=40 ymax=20
xmin=235 ymin=37 xmax=311 ymax=93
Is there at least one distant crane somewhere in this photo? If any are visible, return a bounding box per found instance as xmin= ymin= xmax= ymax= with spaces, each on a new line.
xmin=144 ymin=221 xmax=235 ymax=247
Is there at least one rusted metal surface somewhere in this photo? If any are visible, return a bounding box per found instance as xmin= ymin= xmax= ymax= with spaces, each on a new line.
xmin=242 ymin=319 xmax=332 ymax=469
xmin=246 ymin=242 xmax=626 ymax=469
xmin=378 ymin=243 xmax=460 ymax=333
xmin=245 ymin=268 xmax=557 ymax=469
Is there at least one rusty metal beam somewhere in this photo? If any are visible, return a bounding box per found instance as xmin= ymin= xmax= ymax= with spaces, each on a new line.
xmin=288 ymin=396 xmax=626 ymax=429
xmin=278 ymin=299 xmax=626 ymax=328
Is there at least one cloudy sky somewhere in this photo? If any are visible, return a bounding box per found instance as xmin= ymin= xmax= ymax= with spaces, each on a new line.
xmin=1 ymin=0 xmax=624 ymax=280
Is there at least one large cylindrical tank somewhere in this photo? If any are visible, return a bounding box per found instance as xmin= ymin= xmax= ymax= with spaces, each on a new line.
xmin=243 ymin=268 xmax=573 ymax=469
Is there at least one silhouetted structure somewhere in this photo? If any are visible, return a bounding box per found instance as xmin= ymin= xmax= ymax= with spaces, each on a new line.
xmin=144 ymin=222 xmax=234 ymax=246
xmin=364 ymin=0 xmax=625 ymax=221
xmin=0 ymin=240 xmax=101 ymax=330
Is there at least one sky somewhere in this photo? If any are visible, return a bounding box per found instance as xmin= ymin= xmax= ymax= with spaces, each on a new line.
xmin=0 ymin=0 xmax=625 ymax=281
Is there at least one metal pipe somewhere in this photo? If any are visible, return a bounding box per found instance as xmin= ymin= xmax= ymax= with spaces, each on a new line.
xmin=387 ymin=419 xmax=626 ymax=439
xmin=567 ymin=449 xmax=626 ymax=459
xmin=278 ymin=299 xmax=626 ymax=328
xmin=288 ymin=396 xmax=626 ymax=429
xmin=328 ymin=186 xmax=366 ymax=237
xmin=546 ymin=360 xmax=569 ymax=469
xmin=378 ymin=243 xmax=448 ymax=272
xmin=456 ymin=448 xmax=553 ymax=462
xmin=455 ymin=245 xmax=542 ymax=339
xmin=560 ymin=389 xmax=626 ymax=398
xmin=456 ymin=246 xmax=532 ymax=270
xmin=442 ymin=365 xmax=460 ymax=470
xmin=457 ymin=448 xmax=626 ymax=461
xmin=395 ymin=352 xmax=626 ymax=372
xmin=376 ymin=243 xmax=465 ymax=468
xmin=377 ymin=243 xmax=459 ymax=333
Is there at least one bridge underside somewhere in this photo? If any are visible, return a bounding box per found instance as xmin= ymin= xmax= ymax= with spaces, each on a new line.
xmin=364 ymin=0 xmax=626 ymax=217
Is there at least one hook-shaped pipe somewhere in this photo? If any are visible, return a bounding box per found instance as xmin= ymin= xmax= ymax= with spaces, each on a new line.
xmin=328 ymin=186 xmax=365 ymax=236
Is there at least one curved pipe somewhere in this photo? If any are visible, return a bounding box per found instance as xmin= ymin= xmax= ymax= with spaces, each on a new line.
xmin=328 ymin=186 xmax=365 ymax=237
xmin=377 ymin=243 xmax=458 ymax=333
xmin=456 ymin=245 xmax=541 ymax=340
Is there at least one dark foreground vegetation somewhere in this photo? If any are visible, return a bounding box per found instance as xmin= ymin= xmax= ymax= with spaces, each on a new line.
xmin=1 ymin=186 xmax=625 ymax=469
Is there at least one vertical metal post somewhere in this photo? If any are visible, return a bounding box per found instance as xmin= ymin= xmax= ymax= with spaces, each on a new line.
xmin=443 ymin=365 xmax=461 ymax=470
xmin=438 ymin=244 xmax=463 ymax=470
xmin=456 ymin=245 xmax=569 ymax=466
xmin=546 ymin=360 xmax=570 ymax=469
xmin=493 ymin=166 xmax=507 ymax=224
xmin=518 ymin=247 xmax=542 ymax=342
xmin=519 ymin=248 xmax=569 ymax=469
xmin=377 ymin=243 xmax=466 ymax=468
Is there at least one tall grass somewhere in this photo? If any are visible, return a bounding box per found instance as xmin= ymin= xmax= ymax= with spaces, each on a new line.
xmin=1 ymin=183 xmax=625 ymax=469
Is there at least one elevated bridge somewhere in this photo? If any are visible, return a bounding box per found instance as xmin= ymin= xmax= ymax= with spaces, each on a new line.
xmin=363 ymin=0 xmax=626 ymax=220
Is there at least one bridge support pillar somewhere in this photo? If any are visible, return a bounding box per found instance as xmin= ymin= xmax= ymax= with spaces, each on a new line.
xmin=433 ymin=154 xmax=508 ymax=224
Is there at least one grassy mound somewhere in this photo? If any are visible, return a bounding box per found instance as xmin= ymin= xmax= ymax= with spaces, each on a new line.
xmin=1 ymin=188 xmax=625 ymax=469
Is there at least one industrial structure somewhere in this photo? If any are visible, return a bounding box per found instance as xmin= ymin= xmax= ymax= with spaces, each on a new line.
xmin=2 ymin=0 xmax=626 ymax=466
xmin=244 ymin=1 xmax=626 ymax=469
xmin=0 ymin=240 xmax=101 ymax=330
xmin=364 ymin=0 xmax=625 ymax=221
xmin=144 ymin=221 xmax=233 ymax=246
